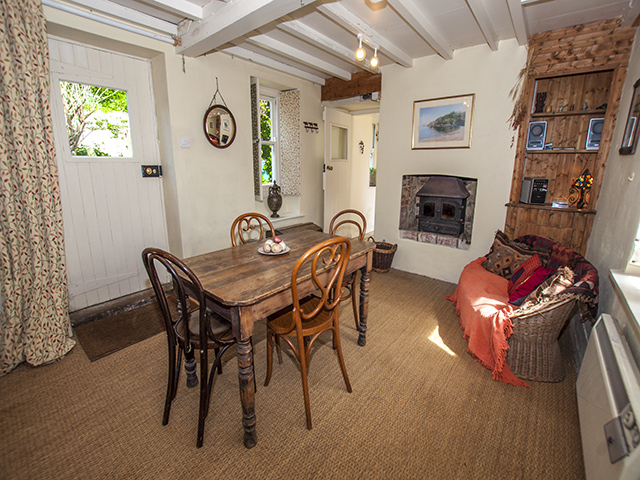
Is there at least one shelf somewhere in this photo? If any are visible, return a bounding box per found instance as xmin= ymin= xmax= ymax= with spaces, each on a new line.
xmin=506 ymin=203 xmax=596 ymax=214
xmin=526 ymin=149 xmax=598 ymax=154
xmin=531 ymin=110 xmax=606 ymax=118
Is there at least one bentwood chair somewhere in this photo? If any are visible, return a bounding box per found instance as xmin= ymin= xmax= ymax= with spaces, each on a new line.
xmin=230 ymin=212 xmax=275 ymax=246
xmin=329 ymin=209 xmax=367 ymax=330
xmin=264 ymin=236 xmax=352 ymax=430
xmin=142 ymin=247 xmax=236 ymax=448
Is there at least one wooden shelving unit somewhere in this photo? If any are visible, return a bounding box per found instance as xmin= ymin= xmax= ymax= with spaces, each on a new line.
xmin=504 ymin=19 xmax=635 ymax=256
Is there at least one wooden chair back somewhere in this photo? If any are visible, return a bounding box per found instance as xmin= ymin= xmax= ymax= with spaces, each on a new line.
xmin=230 ymin=212 xmax=275 ymax=246
xmin=329 ymin=209 xmax=367 ymax=240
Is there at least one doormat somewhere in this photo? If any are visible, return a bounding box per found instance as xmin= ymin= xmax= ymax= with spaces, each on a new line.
xmin=74 ymin=301 xmax=165 ymax=362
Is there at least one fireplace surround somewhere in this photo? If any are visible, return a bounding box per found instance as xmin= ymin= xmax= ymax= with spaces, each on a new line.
xmin=399 ymin=174 xmax=477 ymax=250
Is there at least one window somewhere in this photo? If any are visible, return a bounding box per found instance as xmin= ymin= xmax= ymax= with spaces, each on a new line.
xmin=59 ymin=81 xmax=132 ymax=157
xmin=260 ymin=89 xmax=278 ymax=185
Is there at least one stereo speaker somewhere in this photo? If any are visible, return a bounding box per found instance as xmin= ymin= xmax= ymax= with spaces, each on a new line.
xmin=526 ymin=121 xmax=547 ymax=150
xmin=586 ymin=118 xmax=604 ymax=150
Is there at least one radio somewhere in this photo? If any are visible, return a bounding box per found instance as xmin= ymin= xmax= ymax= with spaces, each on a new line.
xmin=520 ymin=177 xmax=548 ymax=205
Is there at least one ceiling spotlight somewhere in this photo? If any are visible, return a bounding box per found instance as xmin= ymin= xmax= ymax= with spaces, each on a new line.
xmin=370 ymin=48 xmax=379 ymax=68
xmin=355 ymin=34 xmax=366 ymax=61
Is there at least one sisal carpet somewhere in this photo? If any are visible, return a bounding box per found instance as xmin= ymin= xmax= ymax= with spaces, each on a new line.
xmin=74 ymin=301 xmax=165 ymax=361
xmin=0 ymin=269 xmax=585 ymax=479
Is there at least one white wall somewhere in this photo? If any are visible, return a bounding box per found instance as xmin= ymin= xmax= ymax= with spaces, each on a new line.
xmin=586 ymin=27 xmax=640 ymax=314
xmin=374 ymin=39 xmax=527 ymax=283
xmin=350 ymin=113 xmax=377 ymax=233
xmin=44 ymin=7 xmax=324 ymax=260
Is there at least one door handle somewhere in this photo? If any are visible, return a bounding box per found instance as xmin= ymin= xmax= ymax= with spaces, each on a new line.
xmin=325 ymin=165 xmax=333 ymax=171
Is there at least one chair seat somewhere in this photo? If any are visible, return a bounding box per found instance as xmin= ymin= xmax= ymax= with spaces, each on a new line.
xmin=268 ymin=296 xmax=333 ymax=337
xmin=175 ymin=309 xmax=235 ymax=347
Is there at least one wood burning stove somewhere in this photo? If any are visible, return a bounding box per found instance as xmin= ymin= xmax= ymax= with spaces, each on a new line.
xmin=417 ymin=176 xmax=469 ymax=236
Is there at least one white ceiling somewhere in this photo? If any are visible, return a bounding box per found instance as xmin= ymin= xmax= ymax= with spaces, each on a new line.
xmin=46 ymin=0 xmax=640 ymax=85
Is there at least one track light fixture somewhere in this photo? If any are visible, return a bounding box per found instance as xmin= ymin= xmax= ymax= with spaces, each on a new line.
xmin=355 ymin=34 xmax=366 ymax=61
xmin=354 ymin=33 xmax=380 ymax=70
xmin=370 ymin=48 xmax=379 ymax=68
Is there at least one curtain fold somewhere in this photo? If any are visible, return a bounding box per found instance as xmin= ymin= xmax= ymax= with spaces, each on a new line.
xmin=0 ymin=0 xmax=75 ymax=376
xmin=250 ymin=77 xmax=263 ymax=201
xmin=279 ymin=90 xmax=301 ymax=196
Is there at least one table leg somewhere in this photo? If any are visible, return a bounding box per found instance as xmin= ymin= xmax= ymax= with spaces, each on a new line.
xmin=237 ymin=338 xmax=257 ymax=448
xmin=357 ymin=266 xmax=370 ymax=346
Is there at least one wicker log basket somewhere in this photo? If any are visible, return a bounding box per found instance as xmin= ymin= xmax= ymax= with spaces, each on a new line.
xmin=368 ymin=237 xmax=397 ymax=273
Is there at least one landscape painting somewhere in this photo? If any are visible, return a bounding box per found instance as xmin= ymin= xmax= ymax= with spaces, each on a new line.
xmin=412 ymin=94 xmax=474 ymax=149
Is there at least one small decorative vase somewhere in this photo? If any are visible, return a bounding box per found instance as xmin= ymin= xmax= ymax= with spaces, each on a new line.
xmin=267 ymin=181 xmax=282 ymax=218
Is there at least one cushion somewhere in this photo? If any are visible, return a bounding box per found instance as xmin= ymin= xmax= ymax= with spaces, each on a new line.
xmin=521 ymin=266 xmax=575 ymax=307
xmin=482 ymin=231 xmax=540 ymax=280
xmin=508 ymin=254 xmax=542 ymax=296
xmin=509 ymin=265 xmax=555 ymax=305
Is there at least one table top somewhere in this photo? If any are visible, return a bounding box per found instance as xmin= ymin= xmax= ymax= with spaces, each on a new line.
xmin=184 ymin=229 xmax=374 ymax=308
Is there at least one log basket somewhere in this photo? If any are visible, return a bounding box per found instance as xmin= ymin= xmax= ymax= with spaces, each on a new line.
xmin=368 ymin=237 xmax=397 ymax=273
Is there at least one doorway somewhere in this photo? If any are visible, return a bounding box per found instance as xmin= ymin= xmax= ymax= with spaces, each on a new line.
xmin=323 ymin=105 xmax=378 ymax=235
xmin=49 ymin=38 xmax=169 ymax=312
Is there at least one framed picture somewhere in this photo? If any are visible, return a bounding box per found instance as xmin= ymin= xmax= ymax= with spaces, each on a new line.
xmin=412 ymin=94 xmax=475 ymax=149
xmin=620 ymin=78 xmax=640 ymax=155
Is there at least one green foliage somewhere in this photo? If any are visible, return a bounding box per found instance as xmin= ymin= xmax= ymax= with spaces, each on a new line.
xmin=60 ymin=81 xmax=130 ymax=156
xmin=74 ymin=144 xmax=110 ymax=157
xmin=428 ymin=111 xmax=466 ymax=132
xmin=260 ymin=99 xmax=274 ymax=184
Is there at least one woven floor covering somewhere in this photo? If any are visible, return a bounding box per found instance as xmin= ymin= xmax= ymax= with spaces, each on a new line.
xmin=0 ymin=269 xmax=585 ymax=479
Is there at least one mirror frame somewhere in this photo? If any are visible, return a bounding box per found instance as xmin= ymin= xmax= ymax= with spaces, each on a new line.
xmin=620 ymin=78 xmax=640 ymax=155
xmin=203 ymin=104 xmax=236 ymax=149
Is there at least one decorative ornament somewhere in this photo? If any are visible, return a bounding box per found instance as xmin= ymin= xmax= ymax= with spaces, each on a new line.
xmin=568 ymin=169 xmax=594 ymax=209
xmin=267 ymin=181 xmax=283 ymax=218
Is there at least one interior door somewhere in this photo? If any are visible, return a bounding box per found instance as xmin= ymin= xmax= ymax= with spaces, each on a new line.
xmin=48 ymin=37 xmax=169 ymax=311
xmin=323 ymin=107 xmax=353 ymax=231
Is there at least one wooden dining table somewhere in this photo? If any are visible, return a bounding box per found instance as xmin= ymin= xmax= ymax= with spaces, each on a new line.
xmin=183 ymin=228 xmax=375 ymax=448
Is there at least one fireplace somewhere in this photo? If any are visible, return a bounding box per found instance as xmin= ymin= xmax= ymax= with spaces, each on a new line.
xmin=417 ymin=176 xmax=469 ymax=236
xmin=399 ymin=174 xmax=477 ymax=250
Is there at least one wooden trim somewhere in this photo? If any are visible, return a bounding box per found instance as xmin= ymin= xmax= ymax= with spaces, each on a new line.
xmin=321 ymin=71 xmax=381 ymax=102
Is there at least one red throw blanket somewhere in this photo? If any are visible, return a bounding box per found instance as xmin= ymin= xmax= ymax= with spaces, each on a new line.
xmin=446 ymin=257 xmax=530 ymax=387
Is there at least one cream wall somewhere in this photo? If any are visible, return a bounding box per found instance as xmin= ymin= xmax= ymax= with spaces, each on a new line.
xmin=44 ymin=7 xmax=324 ymax=259
xmin=349 ymin=113 xmax=378 ymax=233
xmin=374 ymin=39 xmax=527 ymax=283
xmin=586 ymin=27 xmax=640 ymax=315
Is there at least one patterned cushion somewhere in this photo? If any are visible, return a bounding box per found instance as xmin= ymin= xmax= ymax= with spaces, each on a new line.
xmin=508 ymin=254 xmax=542 ymax=296
xmin=482 ymin=231 xmax=540 ymax=280
xmin=520 ymin=266 xmax=575 ymax=308
xmin=509 ymin=265 xmax=555 ymax=305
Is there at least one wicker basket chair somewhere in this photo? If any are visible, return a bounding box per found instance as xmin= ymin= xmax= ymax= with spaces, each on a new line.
xmin=505 ymin=235 xmax=599 ymax=382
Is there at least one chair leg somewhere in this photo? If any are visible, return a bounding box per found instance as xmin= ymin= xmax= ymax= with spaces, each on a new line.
xmin=351 ymin=283 xmax=359 ymax=331
xmin=163 ymin=344 xmax=181 ymax=426
xmin=298 ymin=336 xmax=313 ymax=430
xmin=333 ymin=327 xmax=352 ymax=393
xmin=264 ymin=330 xmax=274 ymax=387
xmin=184 ymin=347 xmax=198 ymax=388
xmin=275 ymin=335 xmax=283 ymax=364
xmin=196 ymin=348 xmax=209 ymax=448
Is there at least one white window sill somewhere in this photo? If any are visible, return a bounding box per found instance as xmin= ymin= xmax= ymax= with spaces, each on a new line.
xmin=269 ymin=213 xmax=305 ymax=225
xmin=610 ymin=268 xmax=640 ymax=328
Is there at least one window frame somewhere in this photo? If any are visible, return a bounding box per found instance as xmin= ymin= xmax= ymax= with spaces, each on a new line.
xmin=260 ymin=88 xmax=279 ymax=187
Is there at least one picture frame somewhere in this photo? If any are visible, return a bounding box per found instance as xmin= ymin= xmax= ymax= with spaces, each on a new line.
xmin=412 ymin=94 xmax=474 ymax=149
xmin=620 ymin=78 xmax=640 ymax=155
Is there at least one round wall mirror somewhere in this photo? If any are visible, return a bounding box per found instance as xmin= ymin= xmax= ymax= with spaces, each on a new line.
xmin=203 ymin=104 xmax=236 ymax=148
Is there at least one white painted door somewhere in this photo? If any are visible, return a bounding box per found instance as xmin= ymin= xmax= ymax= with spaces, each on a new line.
xmin=48 ymin=38 xmax=169 ymax=311
xmin=323 ymin=107 xmax=353 ymax=231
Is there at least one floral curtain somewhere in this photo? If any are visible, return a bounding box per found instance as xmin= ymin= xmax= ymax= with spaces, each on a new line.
xmin=0 ymin=0 xmax=75 ymax=376
xmin=279 ymin=90 xmax=301 ymax=196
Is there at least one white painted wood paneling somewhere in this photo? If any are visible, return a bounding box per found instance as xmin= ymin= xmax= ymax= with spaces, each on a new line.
xmin=49 ymin=37 xmax=169 ymax=311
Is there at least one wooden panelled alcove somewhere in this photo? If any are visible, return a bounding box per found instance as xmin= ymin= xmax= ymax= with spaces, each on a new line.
xmin=505 ymin=19 xmax=635 ymax=255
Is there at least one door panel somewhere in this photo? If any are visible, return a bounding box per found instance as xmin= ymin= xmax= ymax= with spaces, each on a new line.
xmin=323 ymin=107 xmax=353 ymax=231
xmin=49 ymin=38 xmax=168 ymax=311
